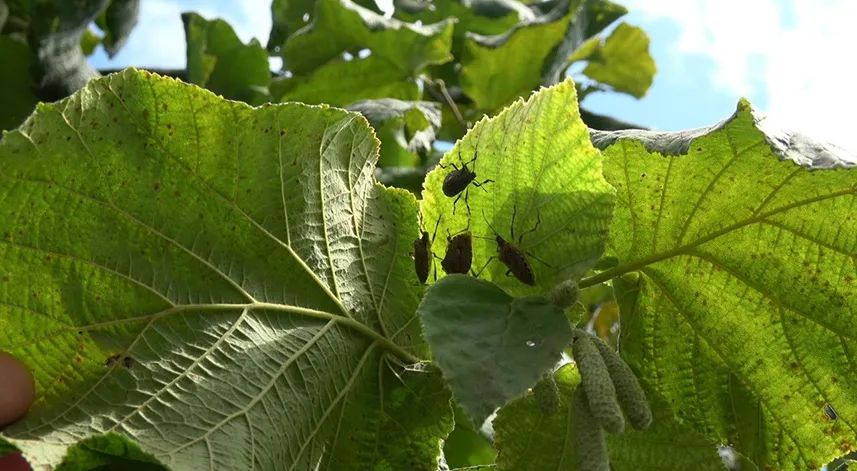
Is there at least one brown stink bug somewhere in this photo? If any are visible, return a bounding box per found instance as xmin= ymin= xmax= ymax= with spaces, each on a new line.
xmin=476 ymin=205 xmax=549 ymax=286
xmin=412 ymin=214 xmax=442 ymax=284
xmin=439 ymin=140 xmax=494 ymax=215
xmin=441 ymin=227 xmax=473 ymax=275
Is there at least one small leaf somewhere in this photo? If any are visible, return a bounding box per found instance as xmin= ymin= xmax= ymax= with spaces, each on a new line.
xmin=182 ymin=13 xmax=271 ymax=105
xmin=55 ymin=433 xmax=168 ymax=471
xmin=95 ymin=0 xmax=139 ymax=58
xmin=348 ymin=99 xmax=441 ymax=166
xmin=79 ymin=27 xmax=102 ymax=56
xmin=417 ymin=275 xmax=572 ymax=426
xmin=580 ymin=22 xmax=656 ymax=99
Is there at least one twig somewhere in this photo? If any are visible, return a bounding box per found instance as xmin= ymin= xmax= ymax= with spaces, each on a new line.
xmin=423 ymin=76 xmax=468 ymax=130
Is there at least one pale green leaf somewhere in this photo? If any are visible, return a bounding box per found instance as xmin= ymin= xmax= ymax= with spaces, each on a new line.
xmin=182 ymin=13 xmax=271 ymax=105
xmin=420 ymin=78 xmax=615 ymax=298
xmin=595 ymin=100 xmax=857 ymax=470
xmin=493 ymin=363 xmax=727 ymax=470
xmin=417 ymin=275 xmax=572 ymax=426
xmin=0 ymin=69 xmax=453 ymax=471
xmin=274 ymin=55 xmax=421 ymax=106
xmin=79 ymin=27 xmax=101 ymax=56
xmin=581 ymin=22 xmax=655 ymax=99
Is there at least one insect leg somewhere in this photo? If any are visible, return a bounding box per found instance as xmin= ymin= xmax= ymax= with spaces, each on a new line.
xmin=518 ymin=210 xmax=542 ymax=244
xmin=471 ymin=178 xmax=495 ymax=192
xmin=452 ymin=192 xmax=464 ymax=215
xmin=474 ymin=255 xmax=498 ymax=279
xmin=437 ymin=161 xmax=460 ymax=170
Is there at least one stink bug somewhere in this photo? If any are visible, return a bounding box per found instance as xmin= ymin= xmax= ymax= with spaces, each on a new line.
xmin=441 ymin=227 xmax=472 ymax=275
xmin=413 ymin=215 xmax=442 ymax=284
xmin=439 ymin=141 xmax=494 ymax=215
xmin=476 ymin=205 xmax=549 ymax=286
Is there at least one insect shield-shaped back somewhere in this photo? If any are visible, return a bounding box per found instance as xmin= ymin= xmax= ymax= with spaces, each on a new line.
xmin=413 ymin=215 xmax=442 ymax=284
xmin=441 ymin=230 xmax=472 ymax=275
xmin=496 ymin=234 xmax=535 ymax=286
xmin=438 ymin=142 xmax=494 ymax=215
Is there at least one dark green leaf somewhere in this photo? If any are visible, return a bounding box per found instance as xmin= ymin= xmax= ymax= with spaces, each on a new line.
xmin=348 ymin=98 xmax=441 ymax=166
xmin=579 ymin=22 xmax=655 ymax=98
xmin=582 ymin=0 xmax=626 ymax=38
xmin=55 ymin=433 xmax=168 ymax=471
xmin=375 ymin=166 xmax=427 ymax=195
xmin=284 ymin=0 xmax=454 ymax=75
xmin=94 ymin=0 xmax=139 ymax=58
xmin=598 ymin=100 xmax=857 ymax=470
xmin=417 ymin=275 xmax=573 ymax=426
xmin=182 ymin=12 xmax=271 ymax=105
xmin=493 ymin=363 xmax=727 ymax=470
xmin=0 ymin=36 xmax=38 ymax=130
xmin=0 ymin=68 xmax=452 ymax=471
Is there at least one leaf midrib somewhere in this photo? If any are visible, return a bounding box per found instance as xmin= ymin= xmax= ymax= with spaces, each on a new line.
xmin=579 ymin=185 xmax=857 ymax=289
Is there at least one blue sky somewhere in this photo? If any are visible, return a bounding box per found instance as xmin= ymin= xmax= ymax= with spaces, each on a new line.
xmin=89 ymin=0 xmax=857 ymax=149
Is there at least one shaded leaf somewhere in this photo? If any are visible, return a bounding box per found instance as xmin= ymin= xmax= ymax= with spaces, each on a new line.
xmin=417 ymin=275 xmax=572 ymax=426
xmin=492 ymin=363 xmax=727 ymax=470
xmin=55 ymin=433 xmax=168 ymax=471
xmin=595 ymin=99 xmax=857 ymax=470
xmin=442 ymin=404 xmax=497 ymax=468
xmin=284 ymin=0 xmax=454 ymax=75
xmin=348 ymin=98 xmax=441 ymax=166
xmin=94 ymin=0 xmax=139 ymax=58
xmin=460 ymin=0 xmax=577 ymax=111
xmin=421 ymin=79 xmax=615 ymax=297
xmin=267 ymin=0 xmax=316 ymax=56
xmin=578 ymin=22 xmax=655 ymax=99
xmin=182 ymin=13 xmax=271 ymax=105
xmin=0 ymin=36 xmax=38 ymax=130
xmin=0 ymin=69 xmax=452 ymax=471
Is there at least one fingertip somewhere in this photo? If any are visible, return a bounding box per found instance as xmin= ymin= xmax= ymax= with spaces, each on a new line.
xmin=0 ymin=352 xmax=35 ymax=427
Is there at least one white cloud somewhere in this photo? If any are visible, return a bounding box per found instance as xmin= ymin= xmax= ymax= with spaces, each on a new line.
xmin=621 ymin=0 xmax=857 ymax=150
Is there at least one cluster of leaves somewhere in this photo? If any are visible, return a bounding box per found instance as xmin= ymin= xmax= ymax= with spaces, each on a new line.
xmin=2 ymin=1 xmax=857 ymax=471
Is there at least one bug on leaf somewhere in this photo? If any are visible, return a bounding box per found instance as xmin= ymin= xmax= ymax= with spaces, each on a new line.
xmin=103 ymin=354 xmax=121 ymax=368
xmin=441 ymin=227 xmax=473 ymax=275
xmin=476 ymin=205 xmax=549 ymax=286
xmin=439 ymin=141 xmax=494 ymax=215
xmin=412 ymin=214 xmax=442 ymax=284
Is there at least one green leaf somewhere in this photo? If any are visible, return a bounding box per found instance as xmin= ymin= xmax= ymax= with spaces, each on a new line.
xmin=417 ymin=275 xmax=573 ymax=426
xmin=460 ymin=0 xmax=577 ymax=111
xmin=267 ymin=0 xmax=314 ymax=56
xmin=579 ymin=22 xmax=656 ymax=99
xmin=94 ymin=0 xmax=139 ymax=58
xmin=55 ymin=433 xmax=168 ymax=471
xmin=182 ymin=13 xmax=271 ymax=105
xmin=0 ymin=36 xmax=39 ymax=130
xmin=0 ymin=1 xmax=9 ymax=31
xmin=0 ymin=69 xmax=453 ymax=471
xmin=283 ymin=0 xmax=454 ymax=75
xmin=420 ymin=78 xmax=615 ymax=297
xmin=274 ymin=55 xmax=421 ymax=106
xmin=348 ymin=99 xmax=441 ymax=167
xmin=594 ymin=99 xmax=857 ymax=470
xmin=375 ymin=166 xmax=427 ymax=195
xmin=493 ymin=363 xmax=727 ymax=470
xmin=79 ymin=27 xmax=101 ymax=56
xmin=442 ymin=404 xmax=497 ymax=468
xmin=581 ymin=0 xmax=626 ymax=38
